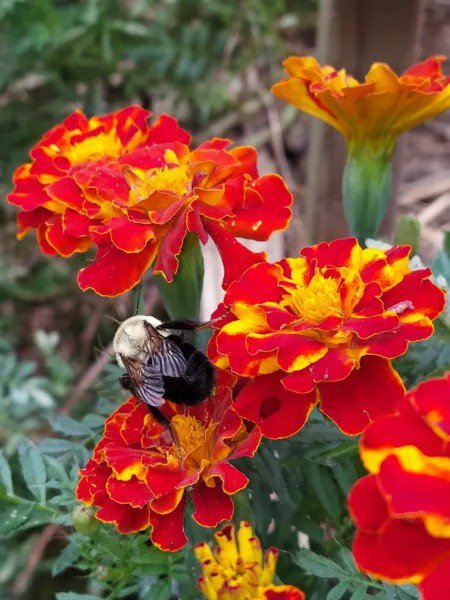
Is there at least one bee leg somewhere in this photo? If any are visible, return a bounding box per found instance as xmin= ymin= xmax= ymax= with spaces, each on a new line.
xmin=148 ymin=406 xmax=171 ymax=430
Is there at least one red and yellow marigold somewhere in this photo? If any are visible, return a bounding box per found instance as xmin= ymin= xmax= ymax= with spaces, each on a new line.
xmin=272 ymin=55 xmax=450 ymax=151
xmin=76 ymin=383 xmax=261 ymax=551
xmin=9 ymin=106 xmax=292 ymax=296
xmin=208 ymin=238 xmax=445 ymax=437
xmin=195 ymin=521 xmax=305 ymax=600
xmin=348 ymin=373 xmax=450 ymax=600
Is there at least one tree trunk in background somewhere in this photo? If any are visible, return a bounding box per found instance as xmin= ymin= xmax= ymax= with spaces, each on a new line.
xmin=305 ymin=0 xmax=425 ymax=244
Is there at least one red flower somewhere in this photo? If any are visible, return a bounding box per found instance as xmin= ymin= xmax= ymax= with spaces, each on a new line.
xmin=348 ymin=373 xmax=450 ymax=599
xmin=76 ymin=383 xmax=261 ymax=551
xmin=9 ymin=107 xmax=292 ymax=296
xmin=208 ymin=238 xmax=445 ymax=437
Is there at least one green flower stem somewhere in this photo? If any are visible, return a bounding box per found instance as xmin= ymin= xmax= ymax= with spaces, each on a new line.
xmin=156 ymin=234 xmax=209 ymax=349
xmin=342 ymin=146 xmax=393 ymax=243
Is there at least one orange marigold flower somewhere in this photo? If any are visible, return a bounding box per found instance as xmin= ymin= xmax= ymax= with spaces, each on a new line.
xmin=194 ymin=521 xmax=305 ymax=600
xmin=272 ymin=55 xmax=450 ymax=151
xmin=208 ymin=238 xmax=445 ymax=438
xmin=348 ymin=373 xmax=450 ymax=600
xmin=9 ymin=107 xmax=292 ymax=296
xmin=76 ymin=384 xmax=261 ymax=551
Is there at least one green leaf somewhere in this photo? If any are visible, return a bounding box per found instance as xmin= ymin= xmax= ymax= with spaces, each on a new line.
xmin=52 ymin=542 xmax=81 ymax=576
xmin=18 ymin=438 xmax=46 ymax=502
xmin=304 ymin=463 xmax=341 ymax=523
xmin=295 ymin=550 xmax=348 ymax=579
xmin=0 ymin=450 xmax=13 ymax=495
xmin=146 ymin=578 xmax=170 ymax=600
xmin=395 ymin=215 xmax=420 ymax=255
xmin=56 ymin=594 xmax=101 ymax=600
xmin=326 ymin=582 xmax=349 ymax=600
xmin=49 ymin=415 xmax=93 ymax=437
xmin=0 ymin=489 xmax=55 ymax=536
xmin=349 ymin=587 xmax=369 ymax=600
xmin=38 ymin=438 xmax=79 ymax=454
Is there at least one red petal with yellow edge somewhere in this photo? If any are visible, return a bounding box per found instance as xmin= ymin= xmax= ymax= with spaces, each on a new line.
xmin=229 ymin=425 xmax=262 ymax=459
xmin=149 ymin=495 xmax=187 ymax=551
xmin=342 ymin=314 xmax=399 ymax=339
xmin=17 ymin=207 xmax=51 ymax=236
xmin=420 ymin=557 xmax=450 ymax=600
xmin=352 ymin=520 xmax=450 ymax=582
xmin=204 ymin=463 xmax=249 ymax=494
xmin=96 ymin=499 xmax=150 ymax=534
xmin=348 ymin=474 xmax=389 ymax=532
xmin=206 ymin=221 xmax=266 ymax=289
xmin=119 ymin=402 xmax=150 ymax=446
xmin=77 ymin=240 xmax=158 ymax=296
xmin=319 ymin=357 xmax=404 ymax=435
xmin=410 ymin=373 xmax=450 ymax=439
xmin=146 ymin=113 xmax=191 ymax=145
xmin=62 ymin=209 xmax=91 ymax=237
xmin=224 ymin=261 xmax=283 ymax=305
xmin=47 ymin=177 xmax=85 ymax=210
xmin=191 ymin=479 xmax=234 ymax=527
xmin=311 ymin=348 xmax=356 ymax=383
xmin=37 ymin=225 xmax=58 ymax=255
xmin=379 ymin=455 xmax=450 ymax=521
xmin=360 ymin=405 xmax=445 ymax=462
xmin=234 ymin=373 xmax=318 ymax=439
xmin=263 ymin=585 xmax=305 ymax=600
xmin=282 ymin=369 xmax=315 ymax=393
xmin=364 ymin=330 xmax=409 ymax=359
xmin=224 ymin=174 xmax=292 ymax=240
xmin=382 ymin=269 xmax=445 ymax=320
xmin=145 ymin=457 xmax=190 ymax=497
xmin=108 ymin=218 xmax=155 ymax=253
xmin=150 ymin=488 xmax=184 ymax=515
xmin=153 ymin=209 xmax=188 ymax=281
xmin=106 ymin=475 xmax=153 ymax=508
xmin=46 ymin=217 xmax=91 ymax=257
xmin=215 ymin=332 xmax=261 ymax=377
xmin=102 ymin=443 xmax=148 ymax=479
xmin=247 ymin=332 xmax=326 ymax=372
xmin=403 ymin=56 xmax=445 ymax=78
xmin=301 ymin=237 xmax=357 ymax=267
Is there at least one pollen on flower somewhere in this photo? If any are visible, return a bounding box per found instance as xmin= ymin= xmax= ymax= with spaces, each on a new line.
xmin=170 ymin=414 xmax=207 ymax=459
xmin=65 ymin=130 xmax=124 ymax=164
xmin=281 ymin=269 xmax=342 ymax=325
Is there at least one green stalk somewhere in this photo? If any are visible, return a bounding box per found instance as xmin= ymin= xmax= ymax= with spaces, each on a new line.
xmin=342 ymin=146 xmax=393 ymax=243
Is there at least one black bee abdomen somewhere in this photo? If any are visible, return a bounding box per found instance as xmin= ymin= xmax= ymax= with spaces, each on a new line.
xmin=162 ymin=342 xmax=215 ymax=406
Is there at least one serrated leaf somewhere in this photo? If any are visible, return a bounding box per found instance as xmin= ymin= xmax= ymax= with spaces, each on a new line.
xmin=295 ymin=550 xmax=348 ymax=579
xmin=49 ymin=415 xmax=93 ymax=437
xmin=304 ymin=463 xmax=341 ymax=523
xmin=0 ymin=450 xmax=13 ymax=495
xmin=38 ymin=438 xmax=78 ymax=454
xmin=146 ymin=578 xmax=170 ymax=600
xmin=56 ymin=594 xmax=101 ymax=600
xmin=349 ymin=587 xmax=369 ymax=600
xmin=18 ymin=439 xmax=46 ymax=502
xmin=326 ymin=582 xmax=349 ymax=600
xmin=52 ymin=542 xmax=80 ymax=576
xmin=0 ymin=489 xmax=54 ymax=536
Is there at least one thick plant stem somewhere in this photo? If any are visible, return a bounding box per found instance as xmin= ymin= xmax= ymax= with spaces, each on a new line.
xmin=156 ymin=234 xmax=204 ymax=322
xmin=342 ymin=147 xmax=393 ymax=243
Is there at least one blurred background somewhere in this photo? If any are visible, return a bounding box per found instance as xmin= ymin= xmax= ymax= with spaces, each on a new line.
xmin=0 ymin=0 xmax=449 ymax=598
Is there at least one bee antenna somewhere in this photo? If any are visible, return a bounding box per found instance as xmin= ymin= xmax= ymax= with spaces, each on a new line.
xmin=104 ymin=314 xmax=121 ymax=325
xmin=133 ymin=283 xmax=144 ymax=316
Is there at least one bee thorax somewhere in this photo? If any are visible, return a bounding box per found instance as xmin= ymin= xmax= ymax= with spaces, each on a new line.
xmin=113 ymin=315 xmax=169 ymax=367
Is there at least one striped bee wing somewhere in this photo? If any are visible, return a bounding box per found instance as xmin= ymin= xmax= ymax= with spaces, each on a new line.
xmin=136 ymin=362 xmax=166 ymax=407
xmin=150 ymin=338 xmax=187 ymax=378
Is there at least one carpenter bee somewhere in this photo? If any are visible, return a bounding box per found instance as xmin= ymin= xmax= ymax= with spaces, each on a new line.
xmin=113 ymin=315 xmax=215 ymax=427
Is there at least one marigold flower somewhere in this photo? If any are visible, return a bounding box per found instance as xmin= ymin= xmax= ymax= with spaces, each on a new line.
xmin=208 ymin=238 xmax=445 ymax=437
xmin=76 ymin=383 xmax=261 ymax=551
xmin=348 ymin=373 xmax=450 ymax=600
xmin=272 ymin=55 xmax=450 ymax=151
xmin=195 ymin=521 xmax=305 ymax=600
xmin=9 ymin=106 xmax=292 ymax=296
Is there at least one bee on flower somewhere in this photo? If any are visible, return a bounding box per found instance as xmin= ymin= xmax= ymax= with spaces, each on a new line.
xmin=195 ymin=521 xmax=305 ymax=599
xmin=76 ymin=377 xmax=261 ymax=551
xmin=9 ymin=106 xmax=292 ymax=296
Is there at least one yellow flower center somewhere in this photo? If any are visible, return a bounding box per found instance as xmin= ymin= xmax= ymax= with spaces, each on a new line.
xmin=63 ymin=130 xmax=125 ymax=165
xmin=282 ymin=270 xmax=342 ymax=325
xmin=144 ymin=164 xmax=191 ymax=196
xmin=170 ymin=414 xmax=206 ymax=459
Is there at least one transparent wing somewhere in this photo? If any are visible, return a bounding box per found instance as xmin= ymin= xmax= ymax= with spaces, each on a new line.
xmin=150 ymin=338 xmax=187 ymax=378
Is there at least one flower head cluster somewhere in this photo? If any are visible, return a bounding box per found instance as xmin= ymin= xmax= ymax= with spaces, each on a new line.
xmin=195 ymin=521 xmax=305 ymax=600
xmin=76 ymin=382 xmax=261 ymax=551
xmin=10 ymin=106 xmax=292 ymax=296
xmin=348 ymin=373 xmax=450 ymax=600
xmin=272 ymin=55 xmax=450 ymax=151
xmin=209 ymin=238 xmax=445 ymax=437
